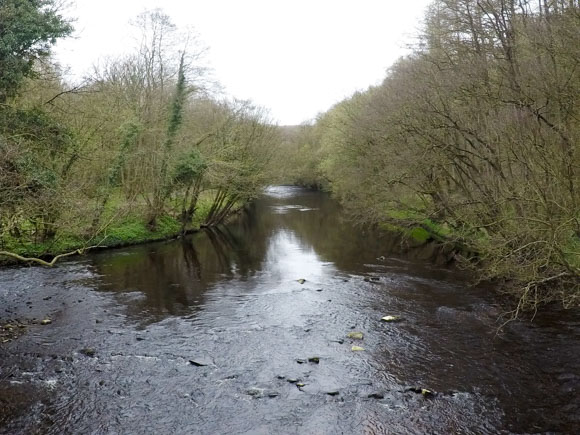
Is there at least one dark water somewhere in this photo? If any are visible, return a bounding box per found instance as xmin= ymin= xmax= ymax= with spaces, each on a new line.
xmin=1 ymin=186 xmax=579 ymax=434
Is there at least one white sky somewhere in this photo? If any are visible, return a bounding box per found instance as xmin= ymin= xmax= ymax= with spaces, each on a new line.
xmin=54 ymin=0 xmax=432 ymax=125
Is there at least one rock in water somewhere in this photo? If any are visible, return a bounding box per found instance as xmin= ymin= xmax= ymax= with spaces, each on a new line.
xmin=80 ymin=348 xmax=96 ymax=357
xmin=381 ymin=315 xmax=402 ymax=322
xmin=347 ymin=332 xmax=364 ymax=340
xmin=247 ymin=388 xmax=280 ymax=398
xmin=189 ymin=359 xmax=210 ymax=367
xmin=406 ymin=387 xmax=436 ymax=397
xmin=247 ymin=388 xmax=262 ymax=397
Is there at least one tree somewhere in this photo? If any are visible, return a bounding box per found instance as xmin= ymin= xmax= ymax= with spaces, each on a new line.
xmin=0 ymin=0 xmax=72 ymax=102
xmin=286 ymin=0 xmax=580 ymax=311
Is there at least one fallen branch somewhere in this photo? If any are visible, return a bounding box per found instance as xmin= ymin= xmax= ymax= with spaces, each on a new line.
xmin=0 ymin=244 xmax=104 ymax=267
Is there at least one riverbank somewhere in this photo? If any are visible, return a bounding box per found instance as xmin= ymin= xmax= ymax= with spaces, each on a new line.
xmin=313 ymin=188 xmax=579 ymax=311
xmin=0 ymin=196 xmax=234 ymax=266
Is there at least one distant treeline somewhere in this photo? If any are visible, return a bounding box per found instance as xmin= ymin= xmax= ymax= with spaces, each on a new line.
xmin=277 ymin=0 xmax=580 ymax=312
xmin=0 ymin=5 xmax=278 ymax=261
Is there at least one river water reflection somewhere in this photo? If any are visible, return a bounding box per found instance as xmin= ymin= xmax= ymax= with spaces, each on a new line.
xmin=1 ymin=186 xmax=579 ymax=434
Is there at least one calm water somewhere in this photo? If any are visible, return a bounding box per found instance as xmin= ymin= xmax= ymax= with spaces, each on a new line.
xmin=1 ymin=186 xmax=579 ymax=434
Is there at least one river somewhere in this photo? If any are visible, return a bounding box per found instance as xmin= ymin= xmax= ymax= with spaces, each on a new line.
xmin=1 ymin=186 xmax=579 ymax=434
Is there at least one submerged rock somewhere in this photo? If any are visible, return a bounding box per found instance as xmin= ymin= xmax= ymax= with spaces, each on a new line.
xmin=80 ymin=348 xmax=96 ymax=357
xmin=347 ymin=332 xmax=364 ymax=340
xmin=247 ymin=388 xmax=280 ymax=398
xmin=0 ymin=319 xmax=30 ymax=342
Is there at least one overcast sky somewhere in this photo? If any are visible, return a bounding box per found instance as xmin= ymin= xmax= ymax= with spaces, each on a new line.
xmin=54 ymin=0 xmax=432 ymax=125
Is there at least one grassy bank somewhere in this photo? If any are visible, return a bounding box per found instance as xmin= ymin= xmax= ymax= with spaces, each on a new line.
xmin=0 ymin=195 xmax=218 ymax=265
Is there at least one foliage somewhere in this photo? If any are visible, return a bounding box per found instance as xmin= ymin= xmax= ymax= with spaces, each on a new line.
xmin=279 ymin=0 xmax=580 ymax=311
xmin=0 ymin=0 xmax=72 ymax=102
xmin=0 ymin=9 xmax=276 ymax=264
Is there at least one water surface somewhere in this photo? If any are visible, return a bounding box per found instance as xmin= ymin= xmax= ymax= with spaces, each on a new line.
xmin=1 ymin=186 xmax=579 ymax=434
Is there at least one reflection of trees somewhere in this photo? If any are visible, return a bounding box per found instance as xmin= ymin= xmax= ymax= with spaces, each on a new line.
xmin=181 ymin=240 xmax=202 ymax=281
xmin=90 ymin=206 xmax=273 ymax=323
xmin=253 ymin=191 xmax=394 ymax=273
xmin=205 ymin=227 xmax=235 ymax=272
xmin=90 ymin=188 xmax=427 ymax=324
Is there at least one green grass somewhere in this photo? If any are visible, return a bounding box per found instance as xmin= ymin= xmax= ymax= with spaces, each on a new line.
xmin=102 ymin=215 xmax=181 ymax=247
xmin=192 ymin=196 xmax=213 ymax=227
xmin=0 ymin=189 xmax=240 ymax=263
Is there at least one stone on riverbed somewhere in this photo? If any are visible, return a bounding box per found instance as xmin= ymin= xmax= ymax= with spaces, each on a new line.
xmin=247 ymin=388 xmax=279 ymax=398
xmin=80 ymin=348 xmax=96 ymax=357
xmin=347 ymin=332 xmax=364 ymax=340
xmin=189 ymin=358 xmax=212 ymax=367
xmin=407 ymin=387 xmax=436 ymax=397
